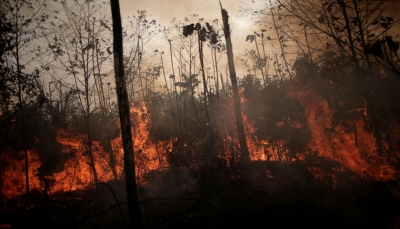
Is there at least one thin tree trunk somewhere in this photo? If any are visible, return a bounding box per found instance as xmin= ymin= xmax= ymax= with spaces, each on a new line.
xmin=95 ymin=39 xmax=117 ymax=180
xmin=211 ymin=49 xmax=224 ymax=102
xmin=13 ymin=9 xmax=30 ymax=194
xmin=254 ymin=35 xmax=266 ymax=87
xmin=110 ymin=1 xmax=143 ymax=228
xmin=338 ymin=0 xmax=360 ymax=76
xmin=85 ymin=63 xmax=99 ymax=184
xmin=169 ymin=40 xmax=183 ymax=136
xmin=261 ymin=33 xmax=269 ymax=86
xmin=198 ymin=37 xmax=213 ymax=164
xmin=220 ymin=4 xmax=250 ymax=163
xmin=160 ymin=52 xmax=177 ymax=133
xmin=198 ymin=38 xmax=212 ymax=135
xmin=271 ymin=8 xmax=300 ymax=105
xmin=273 ymin=54 xmax=282 ymax=85
xmin=0 ymin=155 xmax=4 ymax=202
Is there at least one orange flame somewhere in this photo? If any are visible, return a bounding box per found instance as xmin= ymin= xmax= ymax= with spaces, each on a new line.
xmin=298 ymin=87 xmax=399 ymax=181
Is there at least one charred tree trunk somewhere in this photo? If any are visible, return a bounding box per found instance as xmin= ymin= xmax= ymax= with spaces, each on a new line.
xmin=16 ymin=35 xmax=29 ymax=194
xmin=351 ymin=119 xmax=358 ymax=148
xmin=110 ymin=1 xmax=143 ymax=228
xmin=220 ymin=5 xmax=250 ymax=164
xmin=198 ymin=39 xmax=212 ymax=135
xmin=198 ymin=37 xmax=213 ymax=164
xmin=366 ymin=100 xmax=384 ymax=154
xmin=85 ymin=76 xmax=99 ymax=184
xmin=94 ymin=39 xmax=117 ymax=180
xmin=169 ymin=40 xmax=184 ymax=137
xmin=160 ymin=52 xmax=178 ymax=134
xmin=338 ymin=0 xmax=361 ymax=78
xmin=0 ymin=155 xmax=4 ymax=202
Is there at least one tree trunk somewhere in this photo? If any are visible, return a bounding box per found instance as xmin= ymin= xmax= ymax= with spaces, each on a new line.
xmin=220 ymin=5 xmax=250 ymax=164
xmin=338 ymin=0 xmax=361 ymax=77
xmin=198 ymin=38 xmax=212 ymax=135
xmin=198 ymin=37 xmax=213 ymax=164
xmin=85 ymin=75 xmax=99 ymax=184
xmin=16 ymin=32 xmax=29 ymax=194
xmin=253 ymin=35 xmax=267 ymax=87
xmin=271 ymin=8 xmax=300 ymax=105
xmin=0 ymin=155 xmax=5 ymax=202
xmin=169 ymin=40 xmax=184 ymax=136
xmin=110 ymin=1 xmax=143 ymax=228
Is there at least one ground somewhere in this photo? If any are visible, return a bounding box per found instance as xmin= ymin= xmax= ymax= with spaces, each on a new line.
xmin=1 ymin=164 xmax=398 ymax=228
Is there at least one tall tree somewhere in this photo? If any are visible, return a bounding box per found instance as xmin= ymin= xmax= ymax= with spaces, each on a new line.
xmin=110 ymin=0 xmax=143 ymax=228
xmin=220 ymin=3 xmax=250 ymax=164
xmin=47 ymin=0 xmax=117 ymax=184
xmin=1 ymin=0 xmax=49 ymax=194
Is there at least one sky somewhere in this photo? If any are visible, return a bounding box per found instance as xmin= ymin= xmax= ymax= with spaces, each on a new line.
xmin=39 ymin=0 xmax=400 ymax=91
xmin=119 ymin=0 xmax=266 ymax=58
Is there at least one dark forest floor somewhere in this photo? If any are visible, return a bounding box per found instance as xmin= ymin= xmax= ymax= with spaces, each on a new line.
xmin=1 ymin=164 xmax=399 ymax=229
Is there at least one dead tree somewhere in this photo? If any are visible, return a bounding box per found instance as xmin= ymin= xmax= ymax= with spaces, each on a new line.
xmin=110 ymin=0 xmax=143 ymax=228
xmin=220 ymin=3 xmax=250 ymax=165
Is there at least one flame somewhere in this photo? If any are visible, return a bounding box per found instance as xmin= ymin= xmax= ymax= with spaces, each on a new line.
xmin=111 ymin=102 xmax=171 ymax=184
xmin=297 ymin=86 xmax=399 ymax=181
xmin=213 ymin=88 xmax=281 ymax=163
xmin=239 ymin=87 xmax=290 ymax=161
xmin=42 ymin=126 xmax=114 ymax=194
xmin=2 ymin=85 xmax=399 ymax=200
xmin=2 ymin=150 xmax=41 ymax=199
xmin=1 ymin=102 xmax=172 ymax=200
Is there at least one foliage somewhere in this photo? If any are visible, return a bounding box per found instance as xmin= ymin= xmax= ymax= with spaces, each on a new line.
xmin=0 ymin=0 xmax=47 ymax=111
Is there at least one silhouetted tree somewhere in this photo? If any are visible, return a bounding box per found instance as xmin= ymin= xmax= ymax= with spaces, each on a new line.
xmin=1 ymin=0 xmax=49 ymax=194
xmin=220 ymin=4 xmax=250 ymax=165
xmin=110 ymin=0 xmax=143 ymax=227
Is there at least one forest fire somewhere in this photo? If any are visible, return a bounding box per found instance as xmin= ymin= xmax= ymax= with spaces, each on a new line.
xmin=4 ymin=86 xmax=399 ymax=200
xmin=297 ymin=86 xmax=399 ymax=181
xmin=1 ymin=150 xmax=42 ymax=201
xmin=1 ymin=0 xmax=400 ymax=228
xmin=1 ymin=99 xmax=283 ymax=200
xmin=1 ymin=103 xmax=173 ymax=200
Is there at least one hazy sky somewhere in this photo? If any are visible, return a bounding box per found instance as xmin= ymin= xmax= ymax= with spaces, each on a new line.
xmin=119 ymin=0 xmax=266 ymax=56
xmin=119 ymin=0 xmax=259 ymax=30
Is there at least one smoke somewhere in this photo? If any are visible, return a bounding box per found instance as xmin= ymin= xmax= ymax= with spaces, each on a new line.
xmin=35 ymin=129 xmax=67 ymax=177
xmin=141 ymin=168 xmax=197 ymax=199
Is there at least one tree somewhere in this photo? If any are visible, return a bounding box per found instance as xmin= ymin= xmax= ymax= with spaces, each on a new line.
xmin=246 ymin=0 xmax=400 ymax=155
xmin=122 ymin=10 xmax=159 ymax=102
xmin=110 ymin=0 xmax=143 ymax=227
xmin=1 ymin=0 xmax=49 ymax=194
xmin=47 ymin=0 xmax=117 ymax=184
xmin=182 ymin=20 xmax=221 ymax=163
xmin=220 ymin=4 xmax=250 ymax=164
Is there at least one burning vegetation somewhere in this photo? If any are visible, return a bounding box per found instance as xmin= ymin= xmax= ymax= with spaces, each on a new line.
xmin=1 ymin=0 xmax=400 ymax=228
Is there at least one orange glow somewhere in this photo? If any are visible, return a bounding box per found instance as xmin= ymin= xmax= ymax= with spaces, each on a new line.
xmin=2 ymin=102 xmax=172 ymax=200
xmin=2 ymin=87 xmax=399 ymax=200
xmin=2 ymin=150 xmax=41 ymax=199
xmin=297 ymin=87 xmax=399 ymax=181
